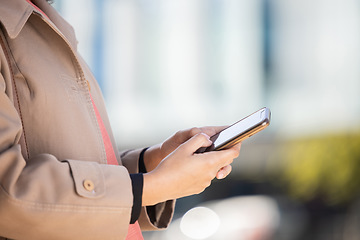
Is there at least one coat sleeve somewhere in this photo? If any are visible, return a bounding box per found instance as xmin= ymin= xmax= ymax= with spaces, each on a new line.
xmin=0 ymin=40 xmax=133 ymax=240
xmin=120 ymin=149 xmax=176 ymax=231
xmin=0 ymin=44 xmax=175 ymax=239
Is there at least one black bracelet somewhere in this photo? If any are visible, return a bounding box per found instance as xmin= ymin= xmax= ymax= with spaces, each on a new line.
xmin=139 ymin=147 xmax=149 ymax=173
xmin=129 ymin=173 xmax=143 ymax=224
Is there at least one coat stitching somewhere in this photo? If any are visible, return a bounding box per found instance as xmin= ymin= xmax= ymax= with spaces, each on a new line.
xmin=0 ymin=29 xmax=30 ymax=160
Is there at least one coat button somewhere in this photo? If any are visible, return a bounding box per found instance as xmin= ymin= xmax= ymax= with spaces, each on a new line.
xmin=83 ymin=180 xmax=95 ymax=192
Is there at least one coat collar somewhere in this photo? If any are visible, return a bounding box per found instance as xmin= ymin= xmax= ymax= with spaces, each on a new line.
xmin=0 ymin=0 xmax=33 ymax=39
xmin=0 ymin=0 xmax=78 ymax=50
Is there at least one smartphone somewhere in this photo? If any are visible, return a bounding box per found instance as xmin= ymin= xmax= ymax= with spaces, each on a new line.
xmin=197 ymin=107 xmax=271 ymax=153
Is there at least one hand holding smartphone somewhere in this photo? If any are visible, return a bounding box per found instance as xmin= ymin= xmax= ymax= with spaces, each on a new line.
xmin=197 ymin=107 xmax=271 ymax=153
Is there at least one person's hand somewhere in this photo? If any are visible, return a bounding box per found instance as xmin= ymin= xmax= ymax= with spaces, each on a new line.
xmin=143 ymin=126 xmax=226 ymax=172
xmin=142 ymin=133 xmax=241 ymax=206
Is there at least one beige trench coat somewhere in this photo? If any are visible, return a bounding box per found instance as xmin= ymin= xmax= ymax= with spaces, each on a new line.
xmin=0 ymin=0 xmax=174 ymax=239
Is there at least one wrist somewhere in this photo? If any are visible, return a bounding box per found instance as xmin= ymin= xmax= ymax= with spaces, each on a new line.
xmin=142 ymin=171 xmax=167 ymax=206
xmin=143 ymin=144 xmax=162 ymax=172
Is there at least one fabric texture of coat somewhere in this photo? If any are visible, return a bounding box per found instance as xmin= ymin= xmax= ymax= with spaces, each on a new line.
xmin=0 ymin=0 xmax=174 ymax=239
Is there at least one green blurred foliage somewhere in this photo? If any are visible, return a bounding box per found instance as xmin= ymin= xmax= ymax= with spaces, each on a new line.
xmin=275 ymin=131 xmax=360 ymax=205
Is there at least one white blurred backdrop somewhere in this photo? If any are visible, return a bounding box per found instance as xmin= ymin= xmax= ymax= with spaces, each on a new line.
xmin=53 ymin=1 xmax=360 ymax=239
xmin=55 ymin=0 xmax=360 ymax=146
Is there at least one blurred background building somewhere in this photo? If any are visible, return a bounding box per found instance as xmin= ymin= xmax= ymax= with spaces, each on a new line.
xmin=54 ymin=0 xmax=360 ymax=239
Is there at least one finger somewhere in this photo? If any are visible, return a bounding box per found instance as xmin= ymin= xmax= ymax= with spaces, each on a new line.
xmin=174 ymin=127 xmax=202 ymax=144
xmin=230 ymin=142 xmax=242 ymax=152
xmin=181 ymin=133 xmax=212 ymax=153
xmin=199 ymin=126 xmax=227 ymax=137
xmin=216 ymin=165 xmax=232 ymax=179
xmin=177 ymin=126 xmax=227 ymax=144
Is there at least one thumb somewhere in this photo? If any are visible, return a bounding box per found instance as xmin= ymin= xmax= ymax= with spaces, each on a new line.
xmin=181 ymin=133 xmax=213 ymax=153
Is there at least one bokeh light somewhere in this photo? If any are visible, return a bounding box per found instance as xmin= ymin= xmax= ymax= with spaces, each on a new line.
xmin=180 ymin=207 xmax=220 ymax=239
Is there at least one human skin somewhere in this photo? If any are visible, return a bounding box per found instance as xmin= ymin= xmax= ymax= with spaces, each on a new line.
xmin=142 ymin=127 xmax=241 ymax=206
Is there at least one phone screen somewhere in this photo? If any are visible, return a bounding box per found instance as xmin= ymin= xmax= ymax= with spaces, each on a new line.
xmin=198 ymin=108 xmax=270 ymax=153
